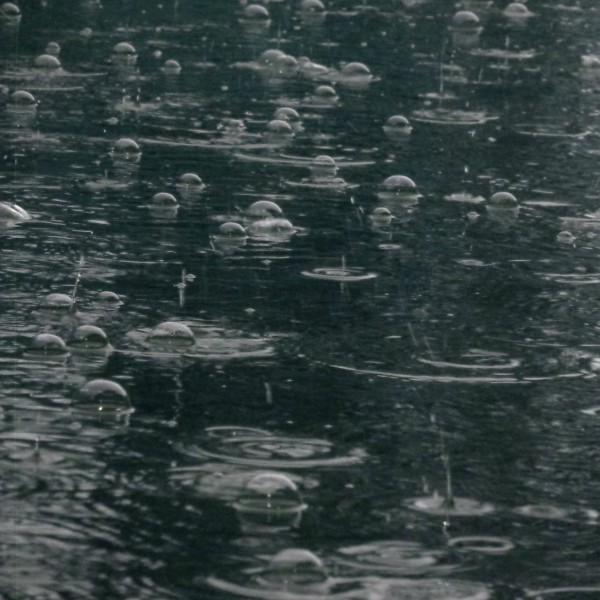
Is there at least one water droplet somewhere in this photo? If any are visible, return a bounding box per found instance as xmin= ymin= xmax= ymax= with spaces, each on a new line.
xmin=147 ymin=321 xmax=195 ymax=347
xmin=75 ymin=379 xmax=131 ymax=414
xmin=69 ymin=325 xmax=109 ymax=350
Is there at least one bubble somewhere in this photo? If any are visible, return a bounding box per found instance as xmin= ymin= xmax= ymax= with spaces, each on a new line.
xmin=147 ymin=321 xmax=195 ymax=347
xmin=300 ymin=0 xmax=325 ymax=12
xmin=247 ymin=217 xmax=295 ymax=239
xmin=44 ymin=41 xmax=61 ymax=56
xmin=383 ymin=115 xmax=412 ymax=138
xmin=243 ymin=3 xmax=270 ymax=20
xmin=259 ymin=49 xmax=286 ymax=66
xmin=370 ymin=207 xmax=393 ymax=226
xmin=69 ymin=325 xmax=109 ymax=350
xmin=306 ymin=84 xmax=339 ymax=107
xmin=111 ymin=41 xmax=137 ymax=66
xmin=75 ymin=379 xmax=131 ymax=414
xmin=266 ymin=119 xmax=294 ymax=136
xmin=298 ymin=56 xmax=330 ymax=80
xmin=178 ymin=172 xmax=204 ymax=187
xmin=28 ymin=333 xmax=68 ymax=355
xmin=33 ymin=54 xmax=61 ymax=70
xmin=161 ymin=58 xmax=182 ymax=74
xmin=450 ymin=10 xmax=481 ymax=32
xmin=273 ymin=107 xmax=303 ymax=131
xmin=310 ymin=155 xmax=337 ymax=179
xmin=556 ymin=231 xmax=575 ymax=245
xmin=272 ymin=54 xmax=299 ymax=77
xmin=504 ymin=2 xmax=534 ymax=18
xmin=488 ymin=191 xmax=518 ymax=208
xmin=40 ymin=292 xmax=74 ymax=311
xmin=216 ymin=222 xmax=247 ymax=238
xmin=97 ymin=290 xmax=122 ymax=305
xmin=380 ymin=175 xmax=418 ymax=195
xmin=260 ymin=549 xmax=328 ymax=587
xmin=0 ymin=201 xmax=30 ymax=221
xmin=233 ymin=472 xmax=307 ymax=530
xmin=0 ymin=2 xmax=21 ymax=22
xmin=7 ymin=90 xmax=36 ymax=110
xmin=341 ymin=61 xmax=371 ymax=77
xmin=246 ymin=200 xmax=283 ymax=218
xmin=112 ymin=138 xmax=141 ymax=161
xmin=150 ymin=192 xmax=178 ymax=207
xmin=79 ymin=27 xmax=92 ymax=39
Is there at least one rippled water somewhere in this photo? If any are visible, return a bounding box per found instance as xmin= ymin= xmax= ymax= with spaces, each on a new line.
xmin=2 ymin=0 xmax=600 ymax=597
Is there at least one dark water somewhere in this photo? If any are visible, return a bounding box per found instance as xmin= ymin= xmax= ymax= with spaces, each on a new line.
xmin=2 ymin=0 xmax=600 ymax=597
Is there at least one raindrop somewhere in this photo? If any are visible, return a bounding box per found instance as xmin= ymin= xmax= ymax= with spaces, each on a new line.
xmin=147 ymin=321 xmax=195 ymax=347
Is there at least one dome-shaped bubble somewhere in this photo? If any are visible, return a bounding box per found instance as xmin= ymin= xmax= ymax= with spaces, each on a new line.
xmin=0 ymin=201 xmax=29 ymax=221
xmin=451 ymin=10 xmax=480 ymax=30
xmin=311 ymin=155 xmax=337 ymax=179
xmin=504 ymin=2 xmax=533 ymax=17
xmin=34 ymin=54 xmax=61 ymax=70
xmin=556 ymin=231 xmax=575 ymax=245
xmin=161 ymin=58 xmax=181 ymax=74
xmin=8 ymin=90 xmax=36 ymax=108
xmin=381 ymin=175 xmax=418 ymax=193
xmin=248 ymin=217 xmax=294 ymax=236
xmin=147 ymin=321 xmax=195 ymax=347
xmin=300 ymin=0 xmax=325 ymax=11
xmin=111 ymin=42 xmax=137 ymax=66
xmin=259 ymin=49 xmax=285 ymax=66
xmin=0 ymin=2 xmax=21 ymax=20
xmin=40 ymin=292 xmax=73 ymax=311
xmin=261 ymin=549 xmax=328 ymax=586
xmin=45 ymin=41 xmax=60 ymax=56
xmin=274 ymin=107 xmax=301 ymax=123
xmin=29 ymin=333 xmax=68 ymax=355
xmin=314 ymin=85 xmax=337 ymax=99
xmin=218 ymin=118 xmax=246 ymax=134
xmin=98 ymin=290 xmax=122 ymax=304
xmin=341 ymin=61 xmax=371 ymax=76
xmin=370 ymin=207 xmax=393 ymax=225
xmin=234 ymin=472 xmax=306 ymax=529
xmin=273 ymin=54 xmax=299 ymax=76
xmin=488 ymin=191 xmax=518 ymax=208
xmin=79 ymin=27 xmax=92 ymax=39
xmin=243 ymin=4 xmax=270 ymax=20
xmin=384 ymin=115 xmax=412 ymax=134
xmin=246 ymin=200 xmax=283 ymax=218
xmin=76 ymin=379 xmax=131 ymax=414
xmin=266 ymin=119 xmax=293 ymax=135
xmin=150 ymin=192 xmax=178 ymax=207
xmin=179 ymin=172 xmax=204 ymax=187
xmin=69 ymin=325 xmax=109 ymax=349
xmin=112 ymin=138 xmax=141 ymax=158
xmin=217 ymin=222 xmax=247 ymax=238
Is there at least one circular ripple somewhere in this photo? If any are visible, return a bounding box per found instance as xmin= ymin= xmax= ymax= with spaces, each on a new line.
xmin=406 ymin=495 xmax=495 ymax=516
xmin=447 ymin=536 xmax=515 ymax=555
xmin=301 ymin=267 xmax=378 ymax=282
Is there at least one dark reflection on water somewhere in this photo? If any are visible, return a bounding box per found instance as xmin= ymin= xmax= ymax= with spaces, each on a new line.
xmin=2 ymin=0 xmax=600 ymax=597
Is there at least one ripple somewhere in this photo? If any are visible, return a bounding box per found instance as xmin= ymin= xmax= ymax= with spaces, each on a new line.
xmin=513 ymin=504 xmax=599 ymax=523
xmin=412 ymin=109 xmax=497 ymax=126
xmin=447 ymin=536 xmax=515 ymax=555
xmin=301 ymin=268 xmax=378 ymax=282
xmin=526 ymin=587 xmax=600 ymax=598
xmin=177 ymin=427 xmax=366 ymax=469
xmin=405 ymin=494 xmax=495 ymax=516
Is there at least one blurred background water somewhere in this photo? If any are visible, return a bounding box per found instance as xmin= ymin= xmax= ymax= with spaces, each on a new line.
xmin=1 ymin=0 xmax=600 ymax=598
